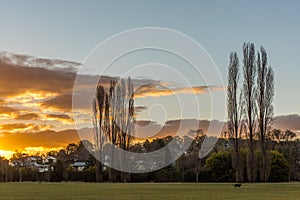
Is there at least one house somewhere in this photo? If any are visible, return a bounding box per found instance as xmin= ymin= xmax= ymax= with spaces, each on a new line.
xmin=33 ymin=163 xmax=50 ymax=173
xmin=70 ymin=162 xmax=86 ymax=171
xmin=26 ymin=157 xmax=37 ymax=165
xmin=9 ymin=155 xmax=57 ymax=173
xmin=43 ymin=156 xmax=57 ymax=164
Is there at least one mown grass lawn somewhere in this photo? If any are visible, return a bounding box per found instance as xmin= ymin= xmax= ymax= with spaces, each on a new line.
xmin=0 ymin=182 xmax=299 ymax=200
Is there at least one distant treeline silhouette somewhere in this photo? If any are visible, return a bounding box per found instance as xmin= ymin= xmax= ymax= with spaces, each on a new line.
xmin=0 ymin=130 xmax=299 ymax=183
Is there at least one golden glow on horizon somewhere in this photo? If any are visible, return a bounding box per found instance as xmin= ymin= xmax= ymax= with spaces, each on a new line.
xmin=0 ymin=146 xmax=63 ymax=160
xmin=23 ymin=146 xmax=62 ymax=155
xmin=0 ymin=150 xmax=15 ymax=159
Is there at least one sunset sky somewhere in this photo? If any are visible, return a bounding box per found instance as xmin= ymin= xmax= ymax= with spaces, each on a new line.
xmin=0 ymin=1 xmax=300 ymax=158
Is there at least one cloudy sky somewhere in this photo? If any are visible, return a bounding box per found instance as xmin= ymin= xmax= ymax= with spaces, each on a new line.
xmin=0 ymin=1 xmax=300 ymax=158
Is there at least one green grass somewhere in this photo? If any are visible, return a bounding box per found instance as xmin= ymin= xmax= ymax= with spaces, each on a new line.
xmin=0 ymin=182 xmax=299 ymax=200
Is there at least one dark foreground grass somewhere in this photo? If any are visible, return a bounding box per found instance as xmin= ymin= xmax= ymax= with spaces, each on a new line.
xmin=0 ymin=182 xmax=299 ymax=200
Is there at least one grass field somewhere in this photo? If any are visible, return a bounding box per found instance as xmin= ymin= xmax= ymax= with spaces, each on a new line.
xmin=0 ymin=182 xmax=299 ymax=200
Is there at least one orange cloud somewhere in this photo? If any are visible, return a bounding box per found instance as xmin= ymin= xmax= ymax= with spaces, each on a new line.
xmin=0 ymin=106 xmax=40 ymax=121
xmin=0 ymin=123 xmax=52 ymax=133
xmin=134 ymin=84 xmax=225 ymax=98
xmin=40 ymin=93 xmax=74 ymax=112
xmin=0 ymin=61 xmax=75 ymax=98
xmin=0 ymin=106 xmax=18 ymax=119
xmin=45 ymin=113 xmax=74 ymax=124
xmin=15 ymin=113 xmax=40 ymax=120
xmin=0 ymin=106 xmax=17 ymax=114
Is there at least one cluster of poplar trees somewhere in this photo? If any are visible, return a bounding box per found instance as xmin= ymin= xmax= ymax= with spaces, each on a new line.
xmin=227 ymin=42 xmax=275 ymax=182
xmin=93 ymin=77 xmax=134 ymax=182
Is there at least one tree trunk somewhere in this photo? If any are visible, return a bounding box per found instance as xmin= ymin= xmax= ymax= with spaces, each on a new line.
xmin=95 ymin=160 xmax=102 ymax=182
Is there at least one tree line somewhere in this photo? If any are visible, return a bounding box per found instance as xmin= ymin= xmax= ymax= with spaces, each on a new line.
xmin=0 ymin=131 xmax=298 ymax=183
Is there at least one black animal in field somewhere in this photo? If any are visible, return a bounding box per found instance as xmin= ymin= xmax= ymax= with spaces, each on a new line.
xmin=233 ymin=183 xmax=242 ymax=187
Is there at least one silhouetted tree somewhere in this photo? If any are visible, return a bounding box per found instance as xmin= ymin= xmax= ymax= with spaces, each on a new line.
xmin=94 ymin=77 xmax=135 ymax=182
xmin=242 ymin=42 xmax=258 ymax=182
xmin=0 ymin=157 xmax=9 ymax=182
xmin=227 ymin=51 xmax=244 ymax=183
xmin=93 ymin=85 xmax=105 ymax=182
xmin=256 ymin=47 xmax=274 ymax=182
